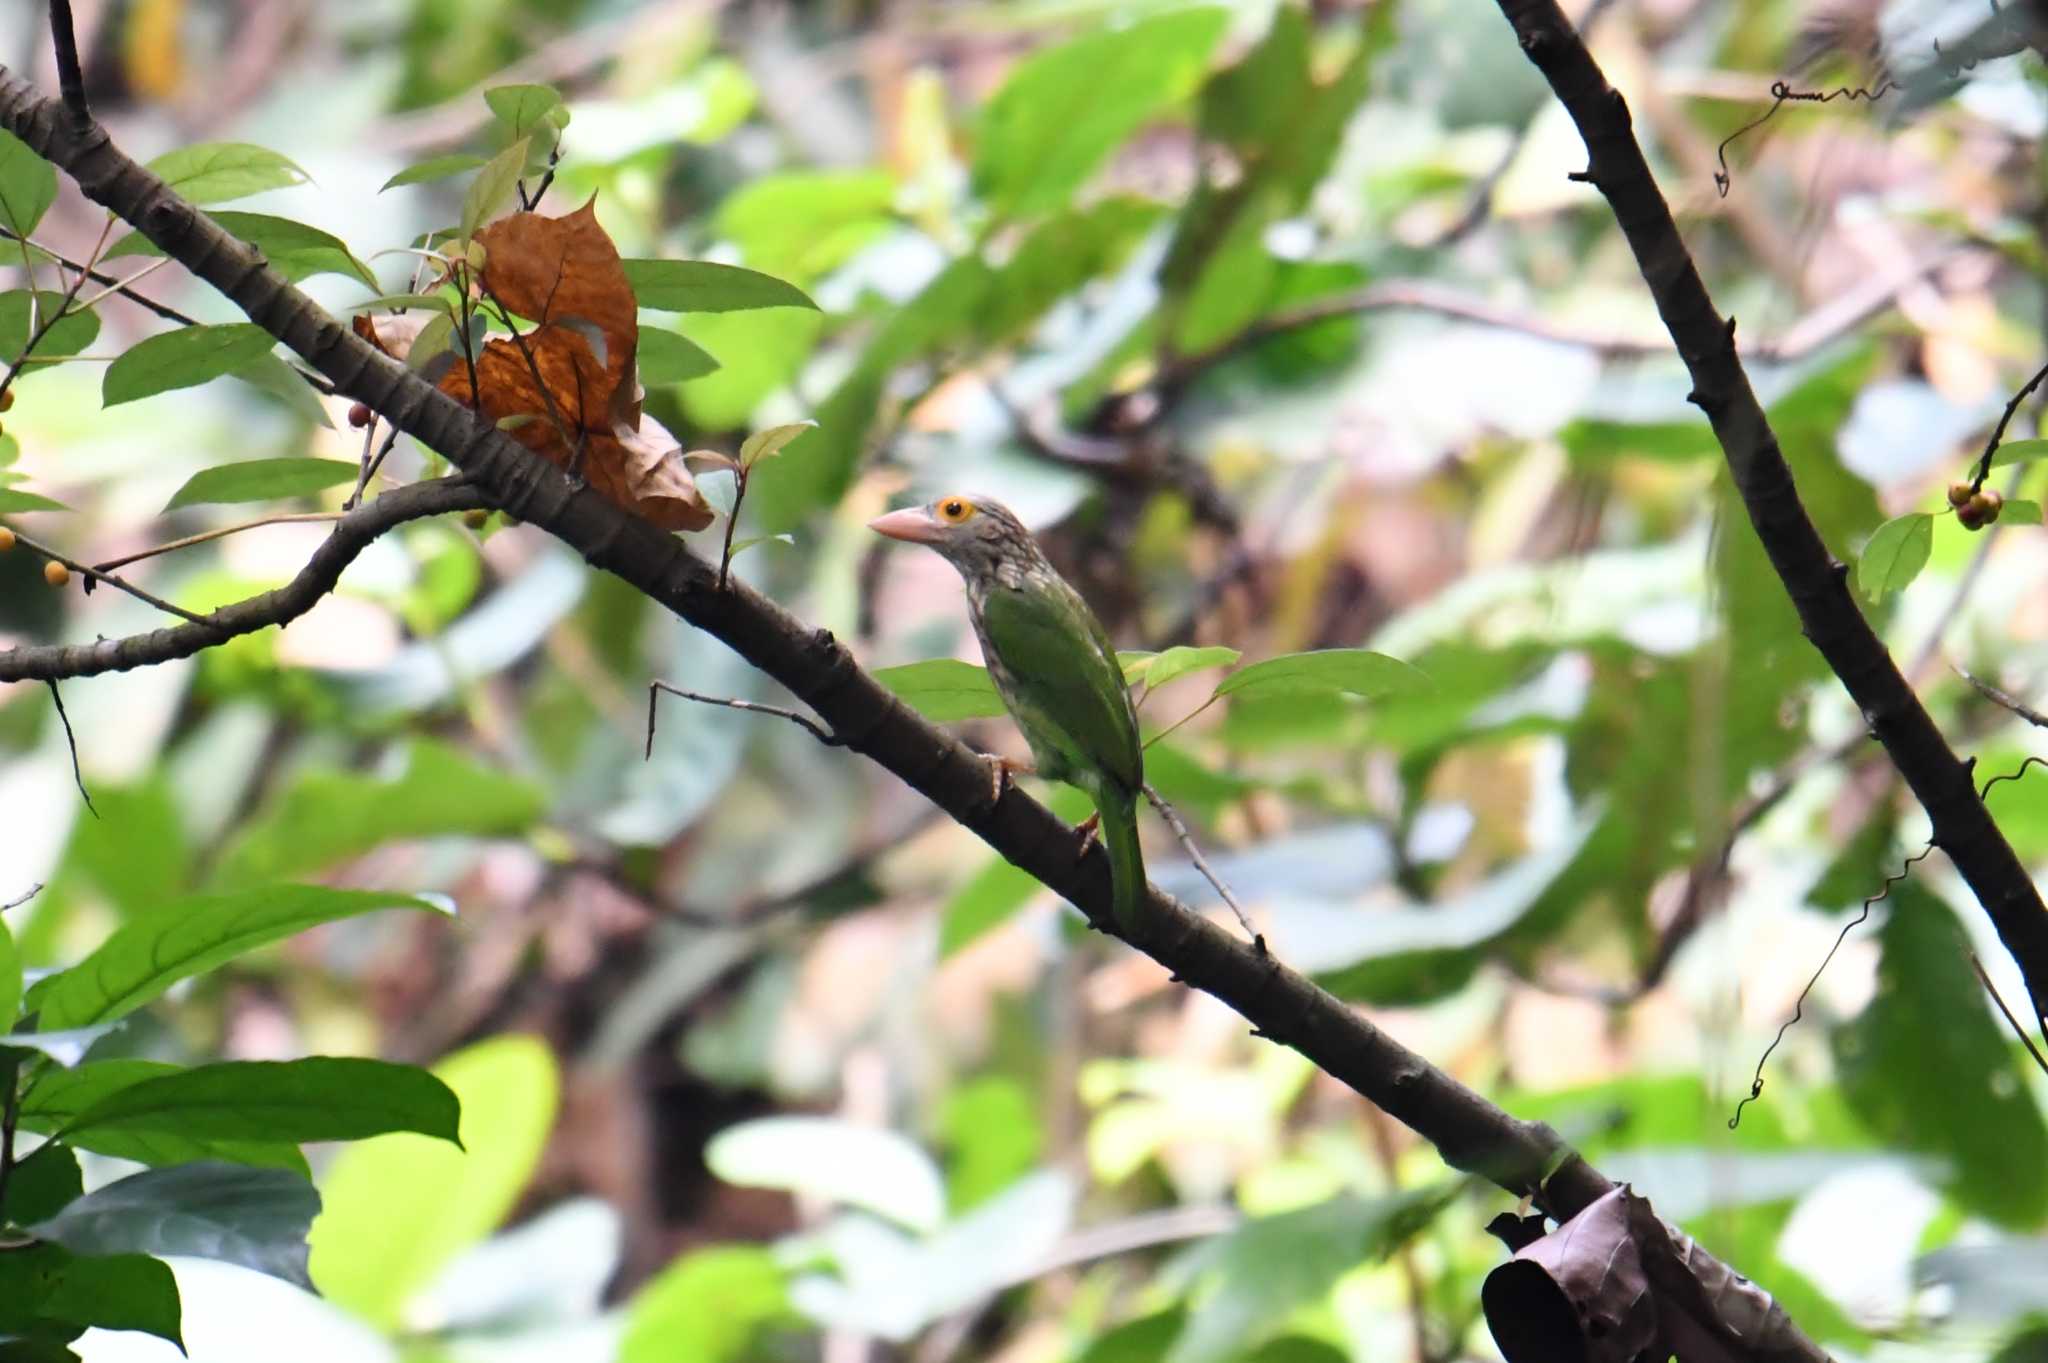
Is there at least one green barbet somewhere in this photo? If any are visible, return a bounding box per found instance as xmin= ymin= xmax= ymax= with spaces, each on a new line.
xmin=870 ymin=494 xmax=1147 ymax=933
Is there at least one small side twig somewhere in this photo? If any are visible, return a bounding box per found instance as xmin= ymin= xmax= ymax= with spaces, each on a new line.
xmin=348 ymin=423 xmax=402 ymax=511
xmin=1969 ymin=357 xmax=2048 ymax=493
xmin=645 ymin=680 xmax=841 ymax=758
xmin=1957 ymin=666 xmax=2048 ymax=729
xmin=1142 ymin=781 xmax=1261 ymax=952
xmin=47 ymin=0 xmax=89 ymax=121
xmin=1 ymin=884 xmax=41 ymax=912
xmin=1971 ymin=951 xmax=2048 ymax=1080
xmin=0 ymin=228 xmax=197 ymax=328
xmin=45 ymin=679 xmax=94 ymax=815
xmin=5 ymin=526 xmax=218 ymax=627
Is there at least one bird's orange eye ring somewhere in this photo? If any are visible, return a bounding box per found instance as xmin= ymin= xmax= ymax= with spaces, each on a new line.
xmin=936 ymin=497 xmax=974 ymax=524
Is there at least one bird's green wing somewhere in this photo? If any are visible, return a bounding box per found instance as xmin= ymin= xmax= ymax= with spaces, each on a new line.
xmin=978 ymin=579 xmax=1143 ymax=793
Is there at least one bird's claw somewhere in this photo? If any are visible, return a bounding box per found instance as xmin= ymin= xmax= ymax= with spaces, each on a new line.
xmin=1073 ymin=811 xmax=1101 ymax=858
xmin=982 ymin=754 xmax=1034 ymax=808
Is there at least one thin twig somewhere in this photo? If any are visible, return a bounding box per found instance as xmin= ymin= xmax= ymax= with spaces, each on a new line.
xmin=0 ymin=227 xmax=198 ymax=328
xmin=0 ymin=216 xmax=105 ymax=409
xmin=348 ymin=424 xmax=402 ymax=511
xmin=91 ymin=512 xmax=341 ymax=574
xmin=1970 ymin=357 xmax=2048 ymax=492
xmin=1957 ymin=666 xmax=2048 ymax=729
xmin=0 ymin=884 xmax=41 ymax=912
xmin=1971 ymin=951 xmax=2048 ymax=1080
xmin=7 ymin=527 xmax=216 ymax=627
xmin=45 ymin=679 xmax=94 ymax=815
xmin=1142 ymin=782 xmax=1260 ymax=951
xmin=645 ymin=680 xmax=841 ymax=758
xmin=717 ymin=470 xmax=748 ymax=592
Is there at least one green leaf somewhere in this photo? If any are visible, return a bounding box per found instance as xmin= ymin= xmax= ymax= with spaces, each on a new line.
xmin=0 ymin=1027 xmax=119 ymax=1069
xmin=485 ymin=84 xmax=569 ymax=170
xmin=1856 ymin=512 xmax=1933 ymax=600
xmin=621 ymin=259 xmax=818 ymax=313
xmin=0 ymin=130 xmax=57 ymax=235
xmin=102 ymin=322 xmax=276 ymax=407
xmin=938 ymin=1077 xmax=1044 ymax=1212
xmin=54 ymin=1057 xmax=461 ymax=1148
xmin=715 ymin=170 xmax=895 ymax=281
xmin=939 ymin=786 xmax=1095 ymax=958
xmin=0 ymin=291 xmax=101 ymax=365
xmin=1835 ymin=881 xmax=2048 ymax=1225
xmin=739 ymin=420 xmax=816 ymax=470
xmin=1168 ymin=1189 xmax=1454 ymax=1363
xmin=874 ymin=659 xmax=1007 ymax=722
xmin=0 ymin=1244 xmax=180 ymax=1349
xmin=638 ymin=326 xmax=720 ymax=383
xmin=2002 ymin=498 xmax=2043 ymax=526
xmin=619 ymin=1247 xmax=790 ymax=1363
xmin=146 ymin=142 xmax=310 ymax=205
xmin=381 ymin=153 xmax=487 ymax=192
xmin=107 ymin=212 xmax=377 ymax=287
xmin=0 ymin=912 xmax=18 ymax=1031
xmin=1214 ymin=650 xmax=1432 ymax=702
xmin=30 ymin=1162 xmax=320 ymax=1290
xmin=1140 ymin=645 xmax=1242 ymax=692
xmin=230 ymin=351 xmax=334 ymax=427
xmin=163 ymin=458 xmax=358 ymax=510
xmin=706 ymin=1116 xmax=945 ymax=1231
xmin=974 ymin=8 xmax=1229 ymax=219
xmin=0 ymin=489 xmax=68 ymax=513
xmin=462 ymin=137 xmax=530 ymax=241
xmin=208 ymin=740 xmax=545 ymax=889
xmin=1 ymin=1144 xmax=82 ymax=1227
xmin=1991 ymin=437 xmax=2048 ymax=467
xmin=30 ymin=886 xmax=444 ymax=1030
xmin=308 ymin=1035 xmax=559 ymax=1328
xmin=976 ymin=198 xmax=1163 ymax=346
xmin=19 ymin=1061 xmax=307 ymax=1173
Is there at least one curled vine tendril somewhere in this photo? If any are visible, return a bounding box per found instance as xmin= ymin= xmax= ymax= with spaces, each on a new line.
xmin=1714 ymin=79 xmax=1899 ymax=198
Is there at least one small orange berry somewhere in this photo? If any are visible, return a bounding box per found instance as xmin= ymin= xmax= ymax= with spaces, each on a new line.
xmin=0 ymin=388 xmax=14 ymax=411
xmin=0 ymin=527 xmax=15 ymax=552
xmin=462 ymin=508 xmax=490 ymax=530
xmin=42 ymin=559 xmax=69 ymax=587
xmin=1949 ymin=481 xmax=1974 ymax=508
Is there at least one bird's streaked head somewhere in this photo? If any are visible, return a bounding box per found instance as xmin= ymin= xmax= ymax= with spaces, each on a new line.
xmin=868 ymin=494 xmax=1043 ymax=582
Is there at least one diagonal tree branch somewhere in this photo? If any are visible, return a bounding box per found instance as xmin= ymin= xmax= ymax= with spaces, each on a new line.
xmin=1491 ymin=0 xmax=2048 ymax=1033
xmin=0 ymin=478 xmax=486 ymax=682
xmin=0 ymin=65 xmax=1829 ymax=1362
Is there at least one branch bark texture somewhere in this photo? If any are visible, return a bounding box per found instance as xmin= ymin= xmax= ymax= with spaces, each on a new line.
xmin=0 ymin=65 xmax=1828 ymax=1363
xmin=1491 ymin=0 xmax=2048 ymax=1028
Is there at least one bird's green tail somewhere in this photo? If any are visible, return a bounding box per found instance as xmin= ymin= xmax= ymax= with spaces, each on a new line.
xmin=1098 ymin=788 xmax=1146 ymax=935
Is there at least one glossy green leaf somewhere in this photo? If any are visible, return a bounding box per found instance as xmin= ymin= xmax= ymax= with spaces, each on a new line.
xmin=874 ymin=659 xmax=1007 ymax=721
xmin=54 ymin=1057 xmax=461 ymax=1147
xmin=1991 ymin=437 xmax=2048 ymax=467
xmin=107 ymin=212 xmax=376 ymax=287
xmin=638 ymin=326 xmax=720 ymax=383
xmin=707 ymin=1116 xmax=945 ymax=1231
xmin=0 ymin=1244 xmax=180 ymax=1349
xmin=31 ymin=1162 xmax=320 ymax=1290
xmin=2001 ymin=498 xmax=2043 ymax=526
xmin=308 ymin=1035 xmax=559 ymax=1328
xmin=0 ymin=129 xmax=56 ymax=236
xmin=208 ymin=740 xmax=544 ymax=889
xmin=462 ymin=137 xmax=530 ymax=240
xmin=484 ymin=84 xmax=569 ymax=140
xmin=19 ymin=1061 xmax=307 ymax=1173
xmin=739 ymin=420 xmax=815 ymax=470
xmin=621 ymin=259 xmax=818 ymax=313
xmin=31 ymin=886 xmax=444 ymax=1030
xmin=619 ymin=1247 xmax=790 ymax=1363
xmin=147 ymin=142 xmax=310 ymax=204
xmin=0 ymin=1144 xmax=82 ymax=1227
xmin=0 ymin=489 xmax=68 ymax=513
xmin=0 ymin=291 xmax=101 ymax=365
xmin=102 ymin=323 xmax=276 ymax=407
xmin=1214 ymin=650 xmax=1432 ymax=702
xmin=163 ymin=458 xmax=358 ymax=510
xmin=974 ymin=8 xmax=1228 ymax=219
xmin=1138 ymin=645 xmax=1242 ymax=692
xmin=1856 ymin=512 xmax=1933 ymax=600
xmin=381 ymin=153 xmax=486 ymax=192
xmin=1835 ymin=881 xmax=2048 ymax=1224
xmin=231 ymin=351 xmax=334 ymax=427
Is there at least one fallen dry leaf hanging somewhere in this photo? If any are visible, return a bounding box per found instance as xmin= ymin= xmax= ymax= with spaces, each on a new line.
xmin=356 ymin=198 xmax=712 ymax=531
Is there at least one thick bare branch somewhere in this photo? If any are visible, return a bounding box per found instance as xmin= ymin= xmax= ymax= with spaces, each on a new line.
xmin=0 ymin=64 xmax=1827 ymax=1361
